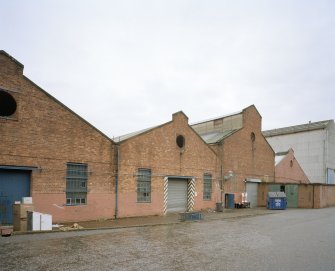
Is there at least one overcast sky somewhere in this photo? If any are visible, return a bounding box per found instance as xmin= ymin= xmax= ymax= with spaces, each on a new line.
xmin=1 ymin=0 xmax=334 ymax=137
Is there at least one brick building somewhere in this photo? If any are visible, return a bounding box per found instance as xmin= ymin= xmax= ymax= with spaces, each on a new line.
xmin=0 ymin=51 xmax=276 ymax=224
xmin=192 ymin=105 xmax=275 ymax=207
xmin=114 ymin=111 xmax=220 ymax=217
xmin=0 ymin=50 xmax=116 ymax=223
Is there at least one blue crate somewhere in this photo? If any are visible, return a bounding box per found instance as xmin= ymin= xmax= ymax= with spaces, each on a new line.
xmin=180 ymin=212 xmax=203 ymax=221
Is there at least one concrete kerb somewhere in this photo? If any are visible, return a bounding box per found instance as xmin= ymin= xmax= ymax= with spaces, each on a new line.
xmin=9 ymin=208 xmax=277 ymax=236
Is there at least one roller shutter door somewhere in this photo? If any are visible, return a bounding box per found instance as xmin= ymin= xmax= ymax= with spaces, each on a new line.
xmin=246 ymin=182 xmax=258 ymax=208
xmin=0 ymin=169 xmax=30 ymax=224
xmin=167 ymin=179 xmax=188 ymax=212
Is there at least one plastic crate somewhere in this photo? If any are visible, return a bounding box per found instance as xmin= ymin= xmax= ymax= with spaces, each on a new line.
xmin=180 ymin=212 xmax=203 ymax=221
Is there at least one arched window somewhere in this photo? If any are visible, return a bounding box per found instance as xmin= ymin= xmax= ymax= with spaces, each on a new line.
xmin=176 ymin=135 xmax=185 ymax=149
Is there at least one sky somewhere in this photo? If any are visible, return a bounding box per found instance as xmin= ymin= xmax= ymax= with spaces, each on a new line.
xmin=1 ymin=0 xmax=334 ymax=138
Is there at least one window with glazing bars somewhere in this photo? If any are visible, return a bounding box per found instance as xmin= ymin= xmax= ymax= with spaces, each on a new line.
xmin=66 ymin=163 xmax=88 ymax=205
xmin=137 ymin=169 xmax=151 ymax=202
xmin=203 ymin=173 xmax=212 ymax=200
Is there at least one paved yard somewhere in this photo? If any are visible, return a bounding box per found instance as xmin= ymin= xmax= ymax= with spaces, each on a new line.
xmin=1 ymin=208 xmax=335 ymax=271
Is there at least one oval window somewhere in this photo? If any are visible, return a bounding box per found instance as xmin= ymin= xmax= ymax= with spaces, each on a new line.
xmin=176 ymin=135 xmax=185 ymax=149
xmin=0 ymin=90 xmax=17 ymax=116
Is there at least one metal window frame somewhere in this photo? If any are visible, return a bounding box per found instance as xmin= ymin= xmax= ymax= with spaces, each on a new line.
xmin=203 ymin=173 xmax=212 ymax=200
xmin=137 ymin=168 xmax=151 ymax=203
xmin=66 ymin=163 xmax=88 ymax=206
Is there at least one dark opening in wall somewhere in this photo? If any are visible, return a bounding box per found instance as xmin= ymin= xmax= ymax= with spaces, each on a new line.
xmin=251 ymin=132 xmax=256 ymax=142
xmin=176 ymin=135 xmax=185 ymax=149
xmin=0 ymin=90 xmax=17 ymax=116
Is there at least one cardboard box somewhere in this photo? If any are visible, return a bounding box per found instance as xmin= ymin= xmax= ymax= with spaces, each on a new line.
xmin=13 ymin=218 xmax=27 ymax=232
xmin=13 ymin=204 xmax=34 ymax=219
xmin=13 ymin=204 xmax=34 ymax=231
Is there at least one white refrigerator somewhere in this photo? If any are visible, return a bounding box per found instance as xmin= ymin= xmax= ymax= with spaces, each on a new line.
xmin=27 ymin=211 xmax=52 ymax=231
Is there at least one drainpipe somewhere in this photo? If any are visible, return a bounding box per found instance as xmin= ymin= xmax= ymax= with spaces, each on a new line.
xmin=220 ymin=141 xmax=224 ymax=204
xmin=312 ymin=184 xmax=315 ymax=209
xmin=115 ymin=144 xmax=120 ymax=219
xmin=220 ymin=165 xmax=223 ymax=203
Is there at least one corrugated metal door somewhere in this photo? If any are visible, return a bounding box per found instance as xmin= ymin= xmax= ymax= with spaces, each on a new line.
xmin=167 ymin=179 xmax=188 ymax=212
xmin=286 ymin=184 xmax=298 ymax=208
xmin=0 ymin=169 xmax=30 ymax=224
xmin=246 ymin=182 xmax=258 ymax=208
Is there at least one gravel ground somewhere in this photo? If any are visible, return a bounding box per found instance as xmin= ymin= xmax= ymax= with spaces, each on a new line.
xmin=1 ymin=208 xmax=335 ymax=271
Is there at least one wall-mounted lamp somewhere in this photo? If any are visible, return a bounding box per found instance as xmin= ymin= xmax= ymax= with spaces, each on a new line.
xmin=224 ymin=170 xmax=235 ymax=180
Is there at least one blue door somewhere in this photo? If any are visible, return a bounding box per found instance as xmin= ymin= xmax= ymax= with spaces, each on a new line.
xmin=0 ymin=169 xmax=30 ymax=224
xmin=225 ymin=193 xmax=235 ymax=208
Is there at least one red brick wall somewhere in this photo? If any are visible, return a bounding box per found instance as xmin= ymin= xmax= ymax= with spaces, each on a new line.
xmin=314 ymin=184 xmax=335 ymax=208
xmin=298 ymin=184 xmax=314 ymax=208
xmin=221 ymin=106 xmax=275 ymax=202
xmin=275 ymin=149 xmax=310 ymax=184
xmin=0 ymin=52 xmax=115 ymax=223
xmin=118 ymin=112 xmax=219 ymax=217
xmin=258 ymin=183 xmax=335 ymax=209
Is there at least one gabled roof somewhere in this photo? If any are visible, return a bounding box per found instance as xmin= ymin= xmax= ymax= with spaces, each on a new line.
xmin=113 ymin=111 xmax=218 ymax=155
xmin=113 ymin=124 xmax=163 ymax=143
xmin=263 ymin=120 xmax=332 ymax=137
xmin=190 ymin=106 xmax=257 ymax=144
xmin=0 ymin=50 xmax=24 ymax=68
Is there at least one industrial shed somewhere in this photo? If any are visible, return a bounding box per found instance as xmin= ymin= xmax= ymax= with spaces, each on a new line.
xmin=114 ymin=111 xmax=220 ymax=218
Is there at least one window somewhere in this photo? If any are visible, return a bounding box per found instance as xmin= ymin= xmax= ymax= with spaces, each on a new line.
xmin=203 ymin=173 xmax=212 ymax=200
xmin=0 ymin=90 xmax=17 ymax=117
xmin=66 ymin=163 xmax=88 ymax=205
xmin=176 ymin=135 xmax=185 ymax=149
xmin=137 ymin=168 xmax=151 ymax=202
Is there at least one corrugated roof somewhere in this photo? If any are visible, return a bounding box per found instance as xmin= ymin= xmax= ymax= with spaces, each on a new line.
xmin=190 ymin=110 xmax=243 ymax=126
xmin=113 ymin=125 xmax=160 ymax=143
xmin=199 ymin=129 xmax=239 ymax=144
xmin=263 ymin=120 xmax=331 ymax=137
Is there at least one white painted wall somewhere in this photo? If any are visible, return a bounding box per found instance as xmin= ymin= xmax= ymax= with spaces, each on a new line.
xmin=326 ymin=121 xmax=335 ymax=184
xmin=266 ymin=129 xmax=326 ymax=183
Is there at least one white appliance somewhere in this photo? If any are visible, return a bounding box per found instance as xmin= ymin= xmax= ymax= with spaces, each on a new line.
xmin=22 ymin=197 xmax=33 ymax=204
xmin=27 ymin=211 xmax=52 ymax=231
